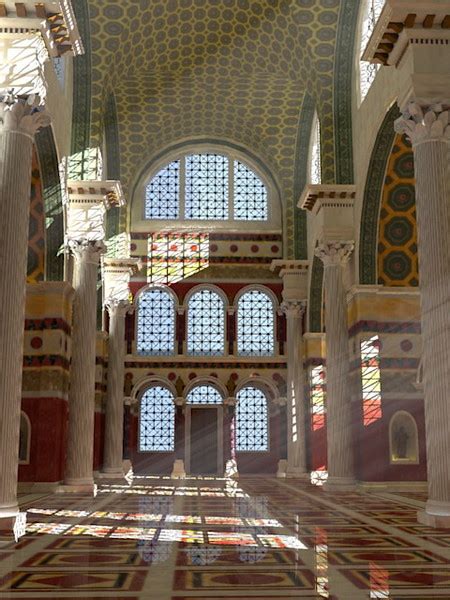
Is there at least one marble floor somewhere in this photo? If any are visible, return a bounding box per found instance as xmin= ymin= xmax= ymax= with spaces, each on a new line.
xmin=0 ymin=476 xmax=449 ymax=599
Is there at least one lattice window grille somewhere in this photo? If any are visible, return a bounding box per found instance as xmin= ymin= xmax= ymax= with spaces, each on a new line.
xmin=310 ymin=116 xmax=322 ymax=185
xmin=145 ymin=160 xmax=180 ymax=219
xmin=310 ymin=366 xmax=326 ymax=432
xmin=185 ymin=154 xmax=228 ymax=220
xmin=137 ymin=289 xmax=175 ymax=356
xmin=139 ymin=387 xmax=175 ymax=452
xmin=187 ymin=289 xmax=225 ymax=356
xmin=145 ymin=154 xmax=268 ymax=222
xmin=237 ymin=290 xmax=275 ymax=356
xmin=360 ymin=0 xmax=386 ymax=100
xmin=361 ymin=335 xmax=382 ymax=426
xmin=186 ymin=385 xmax=223 ymax=405
xmin=236 ymin=387 xmax=269 ymax=452
xmin=234 ymin=161 xmax=268 ymax=220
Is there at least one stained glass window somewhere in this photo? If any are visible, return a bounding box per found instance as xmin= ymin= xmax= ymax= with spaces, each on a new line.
xmin=361 ymin=335 xmax=382 ymax=426
xmin=237 ymin=290 xmax=275 ymax=356
xmin=310 ymin=366 xmax=326 ymax=432
xmin=186 ymin=385 xmax=223 ymax=405
xmin=187 ymin=289 xmax=225 ymax=356
xmin=310 ymin=115 xmax=322 ymax=185
xmin=139 ymin=387 xmax=175 ymax=452
xmin=360 ymin=0 xmax=386 ymax=100
xmin=186 ymin=154 xmax=228 ymax=220
xmin=234 ymin=161 xmax=268 ymax=220
xmin=137 ymin=288 xmax=175 ymax=356
xmin=144 ymin=154 xmax=268 ymax=222
xmin=236 ymin=387 xmax=269 ymax=451
xmin=145 ymin=161 xmax=180 ymax=219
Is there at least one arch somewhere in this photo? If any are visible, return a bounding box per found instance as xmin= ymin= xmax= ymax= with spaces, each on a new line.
xmin=19 ymin=411 xmax=31 ymax=464
xmin=138 ymin=385 xmax=176 ymax=452
xmin=235 ymin=286 xmax=276 ymax=357
xmin=185 ymin=285 xmax=227 ymax=357
xmin=184 ymin=377 xmax=228 ymax=400
xmin=389 ymin=411 xmax=419 ymax=464
xmin=186 ymin=383 xmax=224 ymax=405
xmin=235 ymin=376 xmax=279 ymax=403
xmin=359 ymin=103 xmax=400 ymax=284
xmin=235 ymin=386 xmax=270 ymax=452
xmin=130 ymin=375 xmax=177 ymax=406
xmin=135 ymin=286 xmax=177 ymax=356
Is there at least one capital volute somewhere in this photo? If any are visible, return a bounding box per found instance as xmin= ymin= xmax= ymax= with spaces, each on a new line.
xmin=105 ymin=298 xmax=132 ymax=318
xmin=281 ymin=300 xmax=306 ymax=320
xmin=0 ymin=96 xmax=50 ymax=138
xmin=67 ymin=239 xmax=106 ymax=264
xmin=315 ymin=241 xmax=354 ymax=268
xmin=395 ymin=102 xmax=450 ymax=147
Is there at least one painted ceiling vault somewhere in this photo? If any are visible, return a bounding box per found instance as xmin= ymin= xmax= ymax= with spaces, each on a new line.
xmin=81 ymin=0 xmax=356 ymax=255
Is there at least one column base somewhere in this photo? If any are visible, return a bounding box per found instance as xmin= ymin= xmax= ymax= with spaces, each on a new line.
xmin=97 ymin=470 xmax=127 ymax=480
xmin=417 ymin=500 xmax=450 ymax=529
xmin=57 ymin=480 xmax=96 ymax=495
xmin=224 ymin=459 xmax=239 ymax=479
xmin=285 ymin=466 xmax=309 ymax=480
xmin=171 ymin=459 xmax=186 ymax=479
xmin=277 ymin=459 xmax=288 ymax=478
xmin=323 ymin=476 xmax=356 ymax=492
xmin=0 ymin=502 xmax=19 ymax=518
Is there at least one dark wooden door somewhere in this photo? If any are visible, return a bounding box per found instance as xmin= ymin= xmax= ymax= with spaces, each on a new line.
xmin=190 ymin=408 xmax=218 ymax=475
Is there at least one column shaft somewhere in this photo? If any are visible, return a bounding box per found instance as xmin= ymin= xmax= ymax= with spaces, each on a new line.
xmin=103 ymin=304 xmax=127 ymax=475
xmin=65 ymin=244 xmax=103 ymax=487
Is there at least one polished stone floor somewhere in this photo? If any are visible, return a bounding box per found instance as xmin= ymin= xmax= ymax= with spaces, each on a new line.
xmin=0 ymin=476 xmax=449 ymax=598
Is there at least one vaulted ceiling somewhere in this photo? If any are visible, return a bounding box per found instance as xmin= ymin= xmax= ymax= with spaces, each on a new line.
xmin=77 ymin=0 xmax=359 ymax=256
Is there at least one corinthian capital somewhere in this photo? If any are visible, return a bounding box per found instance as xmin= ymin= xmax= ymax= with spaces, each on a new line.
xmin=315 ymin=241 xmax=354 ymax=268
xmin=0 ymin=96 xmax=50 ymax=138
xmin=67 ymin=240 xmax=106 ymax=265
xmin=105 ymin=298 xmax=132 ymax=318
xmin=281 ymin=300 xmax=306 ymax=320
xmin=395 ymin=103 xmax=450 ymax=147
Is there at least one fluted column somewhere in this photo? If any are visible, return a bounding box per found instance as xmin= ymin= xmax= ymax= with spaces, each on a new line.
xmin=282 ymin=301 xmax=308 ymax=477
xmin=0 ymin=98 xmax=50 ymax=516
xmin=395 ymin=103 xmax=450 ymax=526
xmin=102 ymin=300 xmax=130 ymax=475
xmin=316 ymin=241 xmax=355 ymax=490
xmin=64 ymin=241 xmax=105 ymax=489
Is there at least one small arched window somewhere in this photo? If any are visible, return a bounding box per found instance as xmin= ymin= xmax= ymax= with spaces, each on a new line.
xmin=19 ymin=412 xmax=31 ymax=464
xmin=309 ymin=113 xmax=322 ymax=185
xmin=359 ymin=0 xmax=386 ymax=101
xmin=237 ymin=290 xmax=275 ymax=356
xmin=187 ymin=289 xmax=225 ymax=356
xmin=186 ymin=385 xmax=223 ymax=405
xmin=139 ymin=386 xmax=175 ymax=452
xmin=145 ymin=153 xmax=268 ymax=222
xmin=236 ymin=387 xmax=269 ymax=452
xmin=137 ymin=288 xmax=175 ymax=356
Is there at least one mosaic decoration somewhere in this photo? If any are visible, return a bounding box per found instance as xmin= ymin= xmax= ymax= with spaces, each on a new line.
xmin=27 ymin=148 xmax=45 ymax=283
xmin=147 ymin=232 xmax=209 ymax=285
xmin=378 ymin=134 xmax=418 ymax=286
xmin=187 ymin=289 xmax=225 ymax=356
xmin=360 ymin=336 xmax=382 ymax=426
xmin=236 ymin=387 xmax=269 ymax=452
xmin=310 ymin=365 xmax=326 ymax=432
xmin=236 ymin=290 xmax=275 ymax=357
xmin=139 ymin=387 xmax=175 ymax=452
xmin=186 ymin=385 xmax=223 ymax=405
xmin=136 ymin=289 xmax=176 ymax=356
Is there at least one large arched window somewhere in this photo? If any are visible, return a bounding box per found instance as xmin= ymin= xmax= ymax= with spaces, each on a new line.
xmin=359 ymin=0 xmax=385 ymax=101
xmin=236 ymin=387 xmax=269 ymax=452
xmin=145 ymin=153 xmax=268 ymax=222
xmin=237 ymin=290 xmax=275 ymax=356
xmin=186 ymin=385 xmax=223 ymax=405
xmin=139 ymin=386 xmax=175 ymax=452
xmin=187 ymin=288 xmax=225 ymax=356
xmin=136 ymin=288 xmax=175 ymax=356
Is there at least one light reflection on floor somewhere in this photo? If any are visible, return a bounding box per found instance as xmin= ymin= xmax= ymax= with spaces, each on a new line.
xmin=0 ymin=476 xmax=449 ymax=598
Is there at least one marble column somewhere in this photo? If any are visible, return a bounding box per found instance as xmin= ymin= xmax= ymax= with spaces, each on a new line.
xmin=315 ymin=241 xmax=355 ymax=490
xmin=0 ymin=98 xmax=50 ymax=516
xmin=102 ymin=300 xmax=130 ymax=476
xmin=282 ymin=301 xmax=308 ymax=477
xmin=395 ymin=103 xmax=450 ymax=526
xmin=64 ymin=241 xmax=105 ymax=490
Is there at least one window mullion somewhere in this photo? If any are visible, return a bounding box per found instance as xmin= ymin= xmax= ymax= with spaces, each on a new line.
xmin=228 ymin=155 xmax=234 ymax=221
xmin=180 ymin=155 xmax=186 ymax=219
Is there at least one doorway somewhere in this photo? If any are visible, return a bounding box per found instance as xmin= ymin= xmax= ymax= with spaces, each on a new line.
xmin=185 ymin=406 xmax=224 ymax=475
